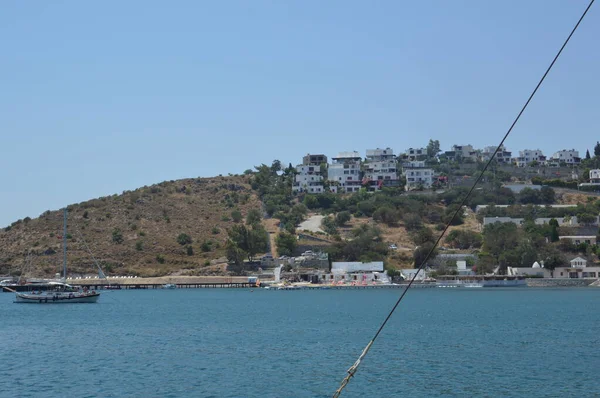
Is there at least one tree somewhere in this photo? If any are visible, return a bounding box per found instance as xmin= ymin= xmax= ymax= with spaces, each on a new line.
xmin=227 ymin=224 xmax=268 ymax=261
xmin=403 ymin=213 xmax=423 ymax=231
xmin=577 ymin=212 xmax=596 ymax=225
xmin=186 ymin=245 xmax=194 ymax=256
xmin=271 ymin=159 xmax=282 ymax=173
xmin=321 ymin=216 xmax=338 ymax=235
xmin=586 ymin=149 xmax=591 ymax=160
xmin=413 ymin=227 xmax=435 ymax=246
xmin=540 ymin=186 xmax=556 ymax=204
xmin=231 ymin=209 xmax=243 ymax=223
xmin=373 ymin=206 xmax=400 ymax=226
xmin=426 ymin=139 xmax=441 ymax=159
xmin=112 ymin=228 xmax=124 ymax=244
xmin=226 ymin=239 xmax=245 ymax=266
xmin=595 ymin=141 xmax=600 ymax=158
xmin=549 ymin=218 xmax=559 ymax=242
xmin=413 ymin=242 xmax=438 ymax=266
xmin=275 ymin=232 xmax=297 ymax=256
xmin=177 ymin=233 xmax=192 ymax=245
xmin=335 ymin=211 xmax=351 ymax=226
xmin=246 ymin=208 xmax=262 ymax=226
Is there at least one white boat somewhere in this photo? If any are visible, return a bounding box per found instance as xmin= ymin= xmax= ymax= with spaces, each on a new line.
xmin=14 ymin=209 xmax=101 ymax=304
xmin=162 ymin=283 xmax=177 ymax=289
xmin=15 ymin=282 xmax=100 ymax=303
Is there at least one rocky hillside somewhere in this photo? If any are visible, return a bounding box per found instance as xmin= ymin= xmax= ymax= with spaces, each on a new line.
xmin=0 ymin=175 xmax=262 ymax=278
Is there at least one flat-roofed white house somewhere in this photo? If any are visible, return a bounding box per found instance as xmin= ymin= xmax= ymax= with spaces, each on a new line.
xmin=292 ymin=153 xmax=327 ymax=194
xmin=402 ymin=160 xmax=434 ymax=190
xmin=514 ymin=149 xmax=545 ymax=167
xmin=481 ymin=145 xmax=512 ymax=163
xmin=550 ymin=149 xmax=581 ymax=165
xmin=405 ymin=147 xmax=427 ymax=161
xmin=328 ymin=151 xmax=363 ymax=194
xmin=579 ymin=169 xmax=600 ymax=189
xmin=443 ymin=144 xmax=478 ymax=162
xmin=363 ymin=148 xmax=399 ymax=191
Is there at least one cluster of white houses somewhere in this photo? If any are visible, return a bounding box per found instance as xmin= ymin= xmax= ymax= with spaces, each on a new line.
xmin=292 ymin=148 xmax=436 ymax=193
xmin=440 ymin=145 xmax=582 ymax=167
xmin=291 ymin=146 xmax=589 ymax=195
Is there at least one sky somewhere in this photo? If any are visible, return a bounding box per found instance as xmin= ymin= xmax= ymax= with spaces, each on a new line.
xmin=1 ymin=0 xmax=598 ymax=227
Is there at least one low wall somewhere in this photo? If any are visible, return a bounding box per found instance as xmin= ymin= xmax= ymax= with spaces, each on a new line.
xmin=526 ymin=278 xmax=596 ymax=288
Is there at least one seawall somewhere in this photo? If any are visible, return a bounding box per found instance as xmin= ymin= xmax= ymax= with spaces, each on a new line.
xmin=526 ymin=278 xmax=597 ymax=288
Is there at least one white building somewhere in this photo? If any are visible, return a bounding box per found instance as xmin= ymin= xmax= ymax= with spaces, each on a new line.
xmin=403 ymin=161 xmax=434 ymax=190
xmin=578 ymin=169 xmax=600 ymax=189
xmin=514 ymin=149 xmax=545 ymax=167
xmin=292 ymin=153 xmax=327 ymax=194
xmin=328 ymin=151 xmax=362 ymax=193
xmin=481 ymin=145 xmax=512 ymax=163
xmin=363 ymin=148 xmax=399 ymax=191
xmin=483 ymin=216 xmax=598 ymax=227
xmin=550 ymin=149 xmax=580 ymax=165
xmin=405 ymin=147 xmax=427 ymax=161
xmin=553 ymin=257 xmax=600 ymax=279
xmin=331 ymin=261 xmax=384 ymax=273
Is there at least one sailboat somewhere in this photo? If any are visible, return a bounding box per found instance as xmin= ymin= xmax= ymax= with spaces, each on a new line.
xmin=13 ymin=209 xmax=100 ymax=303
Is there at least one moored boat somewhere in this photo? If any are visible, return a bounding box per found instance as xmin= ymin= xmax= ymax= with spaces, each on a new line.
xmin=14 ymin=282 xmax=100 ymax=303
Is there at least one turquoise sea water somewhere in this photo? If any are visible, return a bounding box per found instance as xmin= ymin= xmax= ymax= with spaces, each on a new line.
xmin=1 ymin=287 xmax=599 ymax=397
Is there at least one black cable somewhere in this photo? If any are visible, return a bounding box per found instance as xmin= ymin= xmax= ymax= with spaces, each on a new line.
xmin=333 ymin=1 xmax=595 ymax=395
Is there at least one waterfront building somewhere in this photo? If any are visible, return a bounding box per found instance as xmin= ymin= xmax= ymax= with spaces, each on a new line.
xmin=553 ymin=257 xmax=600 ymax=279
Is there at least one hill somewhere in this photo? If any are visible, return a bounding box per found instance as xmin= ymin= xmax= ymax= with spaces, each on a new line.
xmin=2 ymin=169 xmax=599 ymax=279
xmin=0 ymin=175 xmax=262 ymax=278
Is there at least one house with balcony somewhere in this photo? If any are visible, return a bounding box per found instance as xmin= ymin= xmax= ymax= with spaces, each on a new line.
xmin=550 ymin=149 xmax=581 ymax=165
xmin=292 ymin=153 xmax=327 ymax=194
xmin=578 ymin=169 xmax=600 ymax=190
xmin=443 ymin=144 xmax=478 ymax=162
xmin=402 ymin=160 xmax=434 ymax=190
xmin=362 ymin=148 xmax=399 ymax=191
xmin=328 ymin=151 xmax=363 ymax=193
xmin=404 ymin=147 xmax=427 ymax=162
xmin=514 ymin=149 xmax=546 ymax=167
xmin=480 ymin=145 xmax=512 ymax=163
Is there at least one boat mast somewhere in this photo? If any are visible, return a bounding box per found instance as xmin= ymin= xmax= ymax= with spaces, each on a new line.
xmin=63 ymin=208 xmax=67 ymax=280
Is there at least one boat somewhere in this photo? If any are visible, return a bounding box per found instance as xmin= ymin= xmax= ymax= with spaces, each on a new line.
xmin=15 ymin=282 xmax=100 ymax=303
xmin=162 ymin=283 xmax=177 ymax=289
xmin=13 ymin=209 xmax=101 ymax=304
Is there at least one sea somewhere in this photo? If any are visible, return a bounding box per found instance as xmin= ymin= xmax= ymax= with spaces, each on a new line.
xmin=1 ymin=287 xmax=599 ymax=398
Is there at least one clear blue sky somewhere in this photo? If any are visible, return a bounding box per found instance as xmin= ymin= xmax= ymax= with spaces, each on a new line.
xmin=1 ymin=0 xmax=598 ymax=227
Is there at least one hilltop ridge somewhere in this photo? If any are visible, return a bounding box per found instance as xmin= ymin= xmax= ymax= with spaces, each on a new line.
xmin=0 ymin=175 xmax=262 ymax=278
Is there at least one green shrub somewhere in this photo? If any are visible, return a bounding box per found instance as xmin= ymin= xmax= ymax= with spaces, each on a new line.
xmin=177 ymin=233 xmax=192 ymax=245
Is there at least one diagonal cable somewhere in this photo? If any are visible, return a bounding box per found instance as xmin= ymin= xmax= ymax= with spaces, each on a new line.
xmin=333 ymin=1 xmax=595 ymax=396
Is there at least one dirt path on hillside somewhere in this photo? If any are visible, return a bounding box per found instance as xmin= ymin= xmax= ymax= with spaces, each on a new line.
xmin=263 ymin=218 xmax=280 ymax=257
